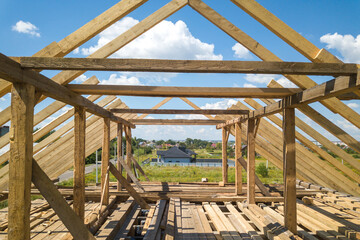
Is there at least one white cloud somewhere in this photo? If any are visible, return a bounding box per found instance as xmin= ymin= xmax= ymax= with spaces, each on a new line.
xmin=101 ymin=73 xmax=143 ymax=85
xmin=275 ymin=77 xmax=297 ymax=88
xmin=244 ymin=74 xmax=277 ymax=84
xmin=0 ymin=97 xmax=5 ymax=102
xmin=74 ymin=74 xmax=88 ymax=83
xmin=174 ymin=114 xmax=207 ymax=120
xmin=336 ymin=119 xmax=359 ymax=131
xmin=12 ymin=20 xmax=40 ymax=37
xmin=80 ymin=17 xmax=222 ymax=60
xmin=72 ymin=48 xmax=80 ymax=54
xmin=347 ymin=103 xmax=360 ymax=108
xmin=320 ymin=33 xmax=360 ymax=63
xmin=232 ymin=43 xmax=252 ymax=59
xmin=201 ymin=99 xmax=239 ymax=109
xmin=243 ymin=83 xmax=257 ymax=88
xmin=197 ymin=128 xmax=206 ymax=134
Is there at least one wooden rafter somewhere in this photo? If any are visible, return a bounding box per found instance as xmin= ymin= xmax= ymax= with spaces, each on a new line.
xmin=128 ymin=119 xmax=225 ymax=125
xmin=111 ymin=108 xmax=249 ymax=115
xmin=18 ymin=57 xmax=358 ymax=76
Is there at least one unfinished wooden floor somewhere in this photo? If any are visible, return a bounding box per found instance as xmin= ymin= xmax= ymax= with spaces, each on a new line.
xmin=0 ymin=182 xmax=359 ymax=240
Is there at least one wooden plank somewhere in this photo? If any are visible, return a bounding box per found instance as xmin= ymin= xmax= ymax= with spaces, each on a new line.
xmin=181 ymin=202 xmax=199 ymax=239
xmin=109 ymin=163 xmax=150 ymax=209
xmin=164 ymin=198 xmax=175 ymax=240
xmin=69 ymin=84 xmax=302 ymax=98
xmin=111 ymin=108 xmax=249 ymax=115
xmin=202 ymin=202 xmax=232 ymax=240
xmin=222 ymin=127 xmax=228 ymax=184
xmin=130 ymin=119 xmax=225 ymax=125
xmin=174 ymin=198 xmax=183 ymax=239
xmin=31 ymin=159 xmax=95 ymax=240
xmin=143 ymin=200 xmax=167 ymax=240
xmin=235 ymin=123 xmax=242 ymax=195
xmin=210 ymin=202 xmax=242 ymax=239
xmin=19 ymin=57 xmax=358 ymax=76
xmin=117 ymin=123 xmax=123 ymax=191
xmin=131 ymin=156 xmax=150 ymax=181
xmin=216 ymin=116 xmax=246 ymax=129
xmin=0 ymin=53 xmax=135 ymax=128
xmin=196 ymin=205 xmax=217 ymax=240
xmin=137 ymin=97 xmax=173 ymax=120
xmin=125 ymin=126 xmax=132 ymax=182
xmin=247 ymin=118 xmax=256 ymax=204
xmin=101 ymin=118 xmax=110 ymax=206
xmin=115 ymin=205 xmax=141 ymax=240
xmin=117 ymin=156 xmax=145 ymax=192
xmin=74 ymin=106 xmax=86 ymax=220
xmin=142 ymin=206 xmax=156 ymax=236
xmin=8 ymin=83 xmax=35 ymax=240
xmin=283 ymin=106 xmax=297 ymax=234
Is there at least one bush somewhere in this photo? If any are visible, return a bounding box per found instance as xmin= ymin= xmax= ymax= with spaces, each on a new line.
xmin=256 ymin=163 xmax=268 ymax=177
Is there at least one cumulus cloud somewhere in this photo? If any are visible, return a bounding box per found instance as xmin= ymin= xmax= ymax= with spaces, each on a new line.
xmin=275 ymin=77 xmax=297 ymax=88
xmin=174 ymin=114 xmax=207 ymax=120
xmin=243 ymin=83 xmax=257 ymax=88
xmin=232 ymin=43 xmax=252 ymax=59
xmin=320 ymin=33 xmax=360 ymax=63
xmin=101 ymin=73 xmax=143 ymax=85
xmin=80 ymin=17 xmax=222 ymax=60
xmin=12 ymin=20 xmax=40 ymax=37
xmin=244 ymin=74 xmax=298 ymax=88
xmin=74 ymin=74 xmax=88 ymax=83
xmin=336 ymin=119 xmax=359 ymax=131
xmin=201 ymin=99 xmax=239 ymax=109
xmin=347 ymin=103 xmax=360 ymax=108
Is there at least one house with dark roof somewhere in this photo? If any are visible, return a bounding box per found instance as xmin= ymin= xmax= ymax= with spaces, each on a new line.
xmin=156 ymin=146 xmax=197 ymax=163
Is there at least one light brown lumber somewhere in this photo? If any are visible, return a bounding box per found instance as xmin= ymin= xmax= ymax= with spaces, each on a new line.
xmin=20 ymin=57 xmax=358 ymax=76
xmin=137 ymin=97 xmax=173 ymax=120
xmin=222 ymin=127 xmax=228 ymax=184
xmin=101 ymin=118 xmax=110 ymax=206
xmin=125 ymin=126 xmax=132 ymax=182
xmin=68 ymin=84 xmax=301 ymax=99
xmin=73 ymin=106 xmax=86 ymax=220
xmin=164 ymin=198 xmax=175 ymax=240
xmin=109 ymin=163 xmax=150 ymax=209
xmin=8 ymin=83 xmax=35 ymax=240
xmin=174 ymin=198 xmax=183 ymax=239
xmin=247 ymin=118 xmax=256 ymax=204
xmin=143 ymin=199 xmax=167 ymax=240
xmin=130 ymin=119 xmax=225 ymax=125
xmin=142 ymin=206 xmax=156 ymax=236
xmin=0 ymin=53 xmax=135 ymax=128
xmin=202 ymin=202 xmax=233 ymax=240
xmin=196 ymin=205 xmax=217 ymax=240
xmin=181 ymin=202 xmax=199 ymax=239
xmin=95 ymin=198 xmax=135 ymax=240
xmin=246 ymin=97 xmax=360 ymax=184
xmin=117 ymin=123 xmax=123 ymax=191
xmin=189 ymin=0 xmax=360 ymax=131
xmin=189 ymin=203 xmax=207 ymax=240
xmin=111 ymin=108 xmax=249 ymax=115
xmin=283 ymin=105 xmax=297 ymax=234
xmin=235 ymin=123 xmax=242 ymax=195
xmin=180 ymin=97 xmax=216 ymax=120
xmin=237 ymin=157 xmax=271 ymax=196
xmin=115 ymin=204 xmax=141 ymax=240
xmin=117 ymin=155 xmax=145 ymax=192
xmin=268 ymin=79 xmax=360 ymax=154
xmin=131 ymin=156 xmax=150 ymax=181
xmin=31 ymin=159 xmax=95 ymax=240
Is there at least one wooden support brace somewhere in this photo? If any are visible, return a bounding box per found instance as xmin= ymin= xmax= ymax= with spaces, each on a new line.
xmin=31 ymin=159 xmax=95 ymax=240
xmin=101 ymin=118 xmax=110 ymax=205
xmin=254 ymin=118 xmax=261 ymax=138
xmin=131 ymin=156 xmax=150 ymax=181
xmin=117 ymin=123 xmax=123 ymax=191
xmin=235 ymin=123 xmax=242 ymax=195
xmin=125 ymin=126 xmax=132 ymax=182
xmin=117 ymin=156 xmax=145 ymax=192
xmin=109 ymin=163 xmax=149 ymax=209
xmin=247 ymin=118 xmax=256 ymax=204
xmin=222 ymin=127 xmax=228 ymax=184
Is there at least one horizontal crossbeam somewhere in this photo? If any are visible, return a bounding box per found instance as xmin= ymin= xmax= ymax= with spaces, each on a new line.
xmin=0 ymin=53 xmax=134 ymax=128
xmin=67 ymin=84 xmax=301 ymax=98
xmin=111 ymin=108 xmax=249 ymax=115
xmin=128 ymin=119 xmax=225 ymax=125
xmin=18 ymin=57 xmax=358 ymax=76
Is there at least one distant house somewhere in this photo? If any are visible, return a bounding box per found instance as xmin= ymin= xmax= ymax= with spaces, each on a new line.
xmin=156 ymin=147 xmax=197 ymax=163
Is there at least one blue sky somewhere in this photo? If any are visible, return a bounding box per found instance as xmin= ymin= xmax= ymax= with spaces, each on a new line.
xmin=1 ymin=0 xmax=360 ymax=142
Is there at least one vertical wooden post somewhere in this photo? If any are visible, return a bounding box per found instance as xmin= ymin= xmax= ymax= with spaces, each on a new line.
xmin=8 ymin=83 xmax=35 ymax=240
xmin=222 ymin=127 xmax=228 ymax=184
xmin=101 ymin=118 xmax=110 ymax=205
xmin=283 ymin=106 xmax=297 ymax=234
xmin=73 ymin=106 xmax=86 ymax=220
xmin=125 ymin=126 xmax=132 ymax=182
xmin=117 ymin=123 xmax=123 ymax=191
xmin=235 ymin=123 xmax=242 ymax=195
xmin=247 ymin=118 xmax=256 ymax=204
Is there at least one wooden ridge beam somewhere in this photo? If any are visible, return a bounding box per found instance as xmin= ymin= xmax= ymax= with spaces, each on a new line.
xmin=128 ymin=119 xmax=225 ymax=125
xmin=0 ymin=53 xmax=134 ymax=128
xmin=216 ymin=116 xmax=247 ymax=129
xmin=68 ymin=84 xmax=301 ymax=98
xmin=111 ymin=108 xmax=249 ymax=115
xmin=250 ymin=74 xmax=360 ymax=119
xmin=18 ymin=57 xmax=358 ymax=76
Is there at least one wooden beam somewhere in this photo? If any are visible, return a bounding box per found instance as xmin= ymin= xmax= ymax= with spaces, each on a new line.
xmin=8 ymin=83 xmax=35 ymax=240
xmin=19 ymin=57 xmax=358 ymax=76
xmin=235 ymin=123 xmax=242 ymax=195
xmin=117 ymin=123 xmax=123 ymax=191
xmin=125 ymin=126 xmax=132 ymax=182
xmin=109 ymin=163 xmax=149 ymax=209
xmin=68 ymin=84 xmax=301 ymax=98
xmin=250 ymin=73 xmax=360 ymax=119
xmin=131 ymin=156 xmax=150 ymax=181
xmin=31 ymin=159 xmax=95 ymax=240
xmin=137 ymin=97 xmax=173 ymax=120
xmin=0 ymin=53 xmax=135 ymax=128
xmin=283 ymin=105 xmax=297 ymax=234
xmin=111 ymin=108 xmax=249 ymax=115
xmin=73 ymin=106 xmax=86 ymax=220
xmin=129 ymin=119 xmax=225 ymax=125
xmin=216 ymin=116 xmax=246 ymax=129
xmin=222 ymin=127 xmax=228 ymax=184
xmin=101 ymin=118 xmax=110 ymax=205
xmin=247 ymin=118 xmax=256 ymax=204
